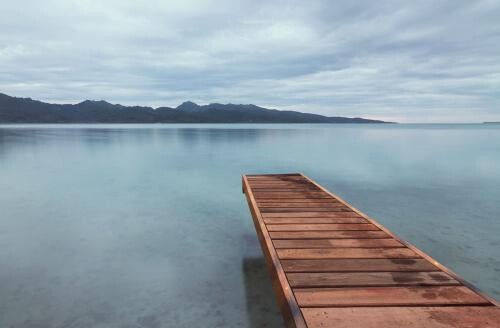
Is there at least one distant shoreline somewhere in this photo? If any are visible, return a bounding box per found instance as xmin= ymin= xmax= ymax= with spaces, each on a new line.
xmin=4 ymin=121 xmax=500 ymax=125
xmin=0 ymin=92 xmax=390 ymax=124
xmin=0 ymin=122 xmax=394 ymax=125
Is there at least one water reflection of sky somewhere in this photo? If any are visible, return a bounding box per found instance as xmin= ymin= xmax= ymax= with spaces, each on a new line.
xmin=0 ymin=124 xmax=499 ymax=327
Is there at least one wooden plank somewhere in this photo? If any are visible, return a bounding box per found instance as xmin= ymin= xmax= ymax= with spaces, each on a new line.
xmin=255 ymin=196 xmax=334 ymax=200
xmin=267 ymin=223 xmax=379 ymax=231
xmin=250 ymin=187 xmax=317 ymax=190
xmin=277 ymin=248 xmax=420 ymax=259
xmin=247 ymin=176 xmax=304 ymax=180
xmin=252 ymin=189 xmax=320 ymax=192
xmin=262 ymin=212 xmax=361 ymax=218
xmin=273 ymin=238 xmax=403 ymax=249
xmin=249 ymin=180 xmax=310 ymax=184
xmin=249 ymin=182 xmax=317 ymax=186
xmin=264 ymin=217 xmax=367 ymax=224
xmin=269 ymin=230 xmax=390 ymax=239
xmin=248 ymin=176 xmax=311 ymax=182
xmin=257 ymin=199 xmax=338 ymax=203
xmin=252 ymin=177 xmax=303 ymax=179
xmin=247 ymin=173 xmax=302 ymax=176
xmin=295 ymin=286 xmax=490 ymax=307
xmin=287 ymin=272 xmax=459 ymax=288
xmin=251 ymin=187 xmax=320 ymax=191
xmin=252 ymin=190 xmax=321 ymax=194
xmin=302 ymin=307 xmax=500 ymax=328
xmin=254 ymin=196 xmax=333 ymax=201
xmin=281 ymin=259 xmax=440 ymax=273
xmin=247 ymin=174 xmax=304 ymax=179
xmin=249 ymin=179 xmax=314 ymax=187
xmin=253 ymin=191 xmax=328 ymax=195
xmin=258 ymin=202 xmax=346 ymax=208
xmin=260 ymin=207 xmax=352 ymax=213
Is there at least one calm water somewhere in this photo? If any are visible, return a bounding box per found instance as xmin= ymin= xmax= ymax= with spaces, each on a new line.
xmin=1 ymin=124 xmax=499 ymax=327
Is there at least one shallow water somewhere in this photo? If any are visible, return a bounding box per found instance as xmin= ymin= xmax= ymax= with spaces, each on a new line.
xmin=0 ymin=123 xmax=499 ymax=327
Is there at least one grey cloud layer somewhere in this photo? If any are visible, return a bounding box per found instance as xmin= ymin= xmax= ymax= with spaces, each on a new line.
xmin=1 ymin=0 xmax=499 ymax=122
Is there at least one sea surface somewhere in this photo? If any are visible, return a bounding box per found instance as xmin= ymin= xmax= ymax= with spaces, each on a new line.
xmin=1 ymin=123 xmax=499 ymax=327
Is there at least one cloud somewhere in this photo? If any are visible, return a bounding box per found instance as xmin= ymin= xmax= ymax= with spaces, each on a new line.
xmin=0 ymin=0 xmax=499 ymax=122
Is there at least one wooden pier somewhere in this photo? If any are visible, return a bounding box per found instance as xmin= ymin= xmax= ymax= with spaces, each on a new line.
xmin=242 ymin=173 xmax=500 ymax=328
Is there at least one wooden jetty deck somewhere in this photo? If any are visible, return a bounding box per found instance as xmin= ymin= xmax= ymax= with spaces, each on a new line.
xmin=242 ymin=173 xmax=500 ymax=328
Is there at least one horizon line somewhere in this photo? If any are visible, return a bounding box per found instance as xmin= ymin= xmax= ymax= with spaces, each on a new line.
xmin=2 ymin=92 xmax=498 ymax=124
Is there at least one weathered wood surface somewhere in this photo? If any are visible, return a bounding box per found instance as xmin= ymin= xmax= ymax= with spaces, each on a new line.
xmin=242 ymin=173 xmax=499 ymax=328
xmin=301 ymin=307 xmax=500 ymax=328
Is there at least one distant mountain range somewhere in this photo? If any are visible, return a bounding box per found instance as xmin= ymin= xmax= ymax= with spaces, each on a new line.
xmin=0 ymin=93 xmax=389 ymax=124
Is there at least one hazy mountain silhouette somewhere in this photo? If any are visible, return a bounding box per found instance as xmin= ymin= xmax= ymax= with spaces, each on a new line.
xmin=0 ymin=93 xmax=389 ymax=123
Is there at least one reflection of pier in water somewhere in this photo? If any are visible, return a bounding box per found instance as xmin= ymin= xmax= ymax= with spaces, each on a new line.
xmin=243 ymin=257 xmax=285 ymax=327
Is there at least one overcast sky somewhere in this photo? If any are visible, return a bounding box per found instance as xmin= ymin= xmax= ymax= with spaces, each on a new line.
xmin=1 ymin=0 xmax=499 ymax=122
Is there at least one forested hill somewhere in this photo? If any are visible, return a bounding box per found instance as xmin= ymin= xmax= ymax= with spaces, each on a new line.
xmin=0 ymin=93 xmax=389 ymax=123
